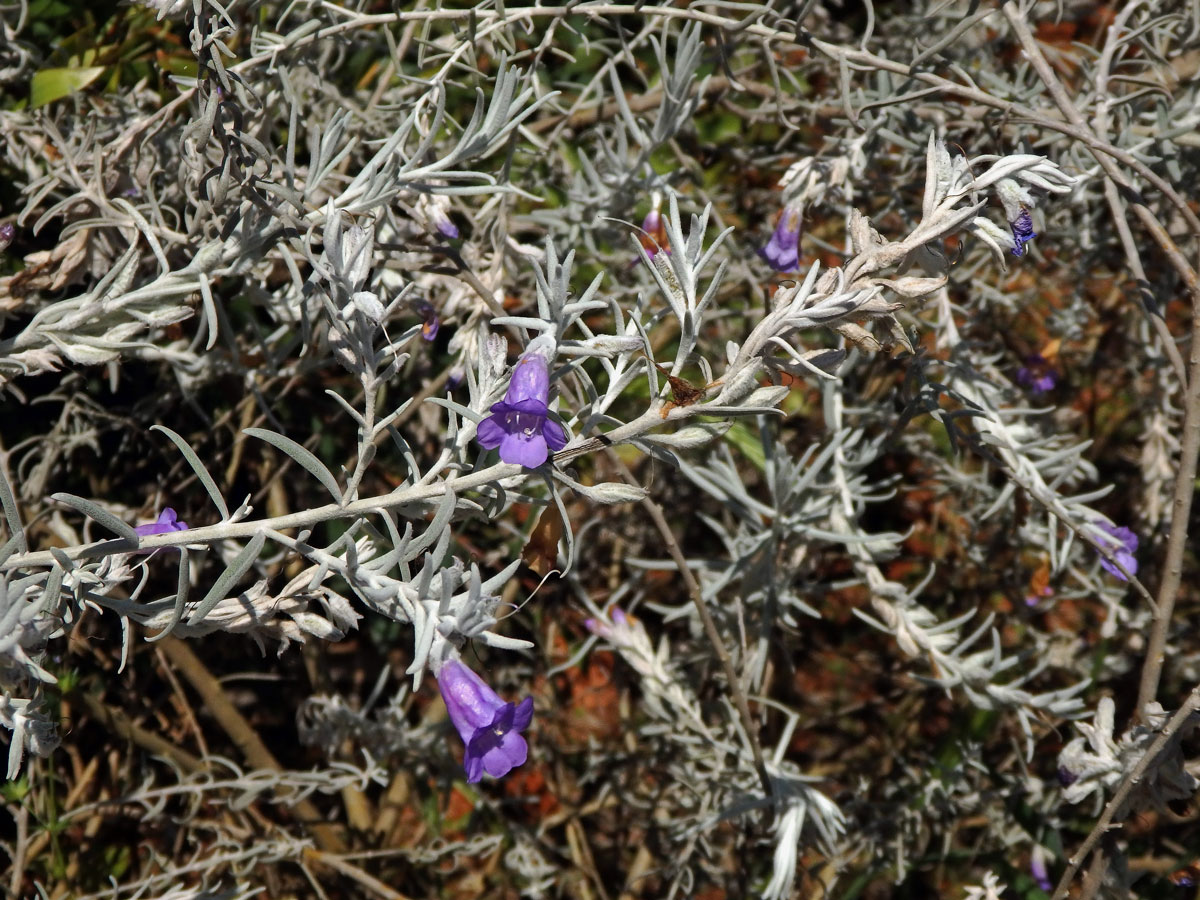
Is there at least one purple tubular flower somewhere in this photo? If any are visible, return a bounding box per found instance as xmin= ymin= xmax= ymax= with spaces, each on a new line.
xmin=1016 ymin=354 xmax=1057 ymax=394
xmin=759 ymin=205 xmax=802 ymax=272
xmin=1097 ymin=522 xmax=1138 ymax=580
xmin=437 ymin=659 xmax=533 ymax=783
xmin=641 ymin=208 xmax=660 ymax=239
xmin=637 ymin=207 xmax=669 ymax=260
xmin=1010 ymin=209 xmax=1036 ymax=257
xmin=584 ymin=606 xmax=627 ymax=640
xmin=416 ymin=300 xmax=440 ymax=341
xmin=434 ymin=211 xmax=459 ymax=240
xmin=1031 ymin=847 xmax=1052 ymax=892
xmin=476 ymin=350 xmax=568 ymax=468
xmin=135 ymin=508 xmax=188 ymax=537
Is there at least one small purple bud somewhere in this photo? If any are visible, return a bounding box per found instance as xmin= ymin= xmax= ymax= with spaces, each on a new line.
xmin=1024 ymin=586 xmax=1053 ymax=607
xmin=759 ymin=204 xmax=802 ymax=272
xmin=416 ymin=300 xmax=440 ymax=341
xmin=1170 ymin=868 xmax=1198 ymax=888
xmin=1031 ymin=846 xmax=1052 ymax=892
xmin=1010 ymin=209 xmax=1036 ymax=257
xmin=1057 ymin=766 xmax=1077 ymax=787
xmin=0 ymin=223 xmax=15 ymax=252
xmin=637 ymin=205 xmax=669 ymax=260
xmin=586 ymin=607 xmax=633 ymax=643
xmin=434 ymin=211 xmax=459 ymax=240
xmin=583 ymin=617 xmax=606 ymax=639
xmin=1096 ymin=522 xmax=1138 ymax=581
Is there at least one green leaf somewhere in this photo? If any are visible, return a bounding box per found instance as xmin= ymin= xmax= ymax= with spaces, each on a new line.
xmin=721 ymin=421 xmax=766 ymax=472
xmin=30 ymin=66 xmax=105 ymax=108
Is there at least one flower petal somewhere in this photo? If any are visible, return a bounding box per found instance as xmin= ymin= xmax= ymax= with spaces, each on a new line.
xmin=760 ymin=206 xmax=802 ymax=272
xmin=1096 ymin=523 xmax=1138 ymax=580
xmin=507 ymin=398 xmax=551 ymax=416
xmin=542 ymin=418 xmax=568 ymax=451
xmin=511 ymin=696 xmax=534 ymax=731
xmin=505 ymin=354 xmax=550 ymax=405
xmin=475 ymin=414 xmax=506 ymax=450
xmin=135 ymin=508 xmax=189 ymax=536
xmin=490 ymin=702 xmax=516 ymax=732
xmin=499 ymin=429 xmax=548 ymax=468
xmin=463 ymin=747 xmax=486 ymax=783
xmin=482 ymin=730 xmax=528 ymax=778
xmin=1010 ymin=209 xmax=1036 ymax=257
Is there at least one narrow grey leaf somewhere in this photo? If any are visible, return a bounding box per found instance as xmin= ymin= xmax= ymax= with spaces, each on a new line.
xmin=244 ymin=427 xmax=343 ymax=503
xmin=51 ymin=493 xmax=139 ymax=543
xmin=185 ymin=531 xmax=266 ymax=625
xmin=152 ymin=424 xmax=230 ymax=520
xmin=0 ymin=531 xmax=24 ymax=567
xmin=0 ymin=453 xmax=26 ymax=553
xmin=424 ymin=396 xmax=480 ymax=422
xmin=147 ymin=548 xmax=191 ymax=642
xmin=38 ymin=565 xmax=64 ymax=613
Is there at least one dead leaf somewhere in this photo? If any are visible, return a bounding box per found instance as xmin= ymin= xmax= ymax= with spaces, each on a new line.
xmin=4 ymin=230 xmax=92 ymax=298
xmin=522 ymin=503 xmax=564 ymax=576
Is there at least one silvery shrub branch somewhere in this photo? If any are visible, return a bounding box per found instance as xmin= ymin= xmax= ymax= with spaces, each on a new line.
xmin=0 ymin=118 xmax=1121 ymax=892
xmin=1 ymin=174 xmax=904 ymax=768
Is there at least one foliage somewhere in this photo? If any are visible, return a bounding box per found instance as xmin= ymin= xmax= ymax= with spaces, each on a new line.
xmin=1 ymin=0 xmax=1199 ymax=897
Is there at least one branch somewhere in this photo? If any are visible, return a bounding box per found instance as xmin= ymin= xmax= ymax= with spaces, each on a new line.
xmin=1050 ymin=683 xmax=1200 ymax=900
xmin=605 ymin=449 xmax=774 ymax=800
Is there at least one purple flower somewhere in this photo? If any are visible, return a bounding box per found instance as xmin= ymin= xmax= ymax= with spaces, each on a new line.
xmin=759 ymin=204 xmax=802 ymax=272
xmin=1096 ymin=522 xmax=1138 ymax=580
xmin=1010 ymin=209 xmax=1036 ymax=257
xmin=1016 ymin=354 xmax=1057 ymax=394
xmin=476 ymin=349 xmax=567 ymax=468
xmin=1031 ymin=846 xmax=1052 ymax=892
xmin=637 ymin=205 xmax=669 ymax=260
xmin=437 ymin=659 xmax=533 ymax=783
xmin=584 ymin=606 xmax=628 ymax=641
xmin=0 ymin=223 xmax=14 ymax=252
xmin=416 ymin=300 xmax=440 ymax=341
xmin=1024 ymin=585 xmax=1053 ymax=607
xmin=135 ymin=508 xmax=188 ymax=537
xmin=433 ymin=209 xmax=459 ymax=240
